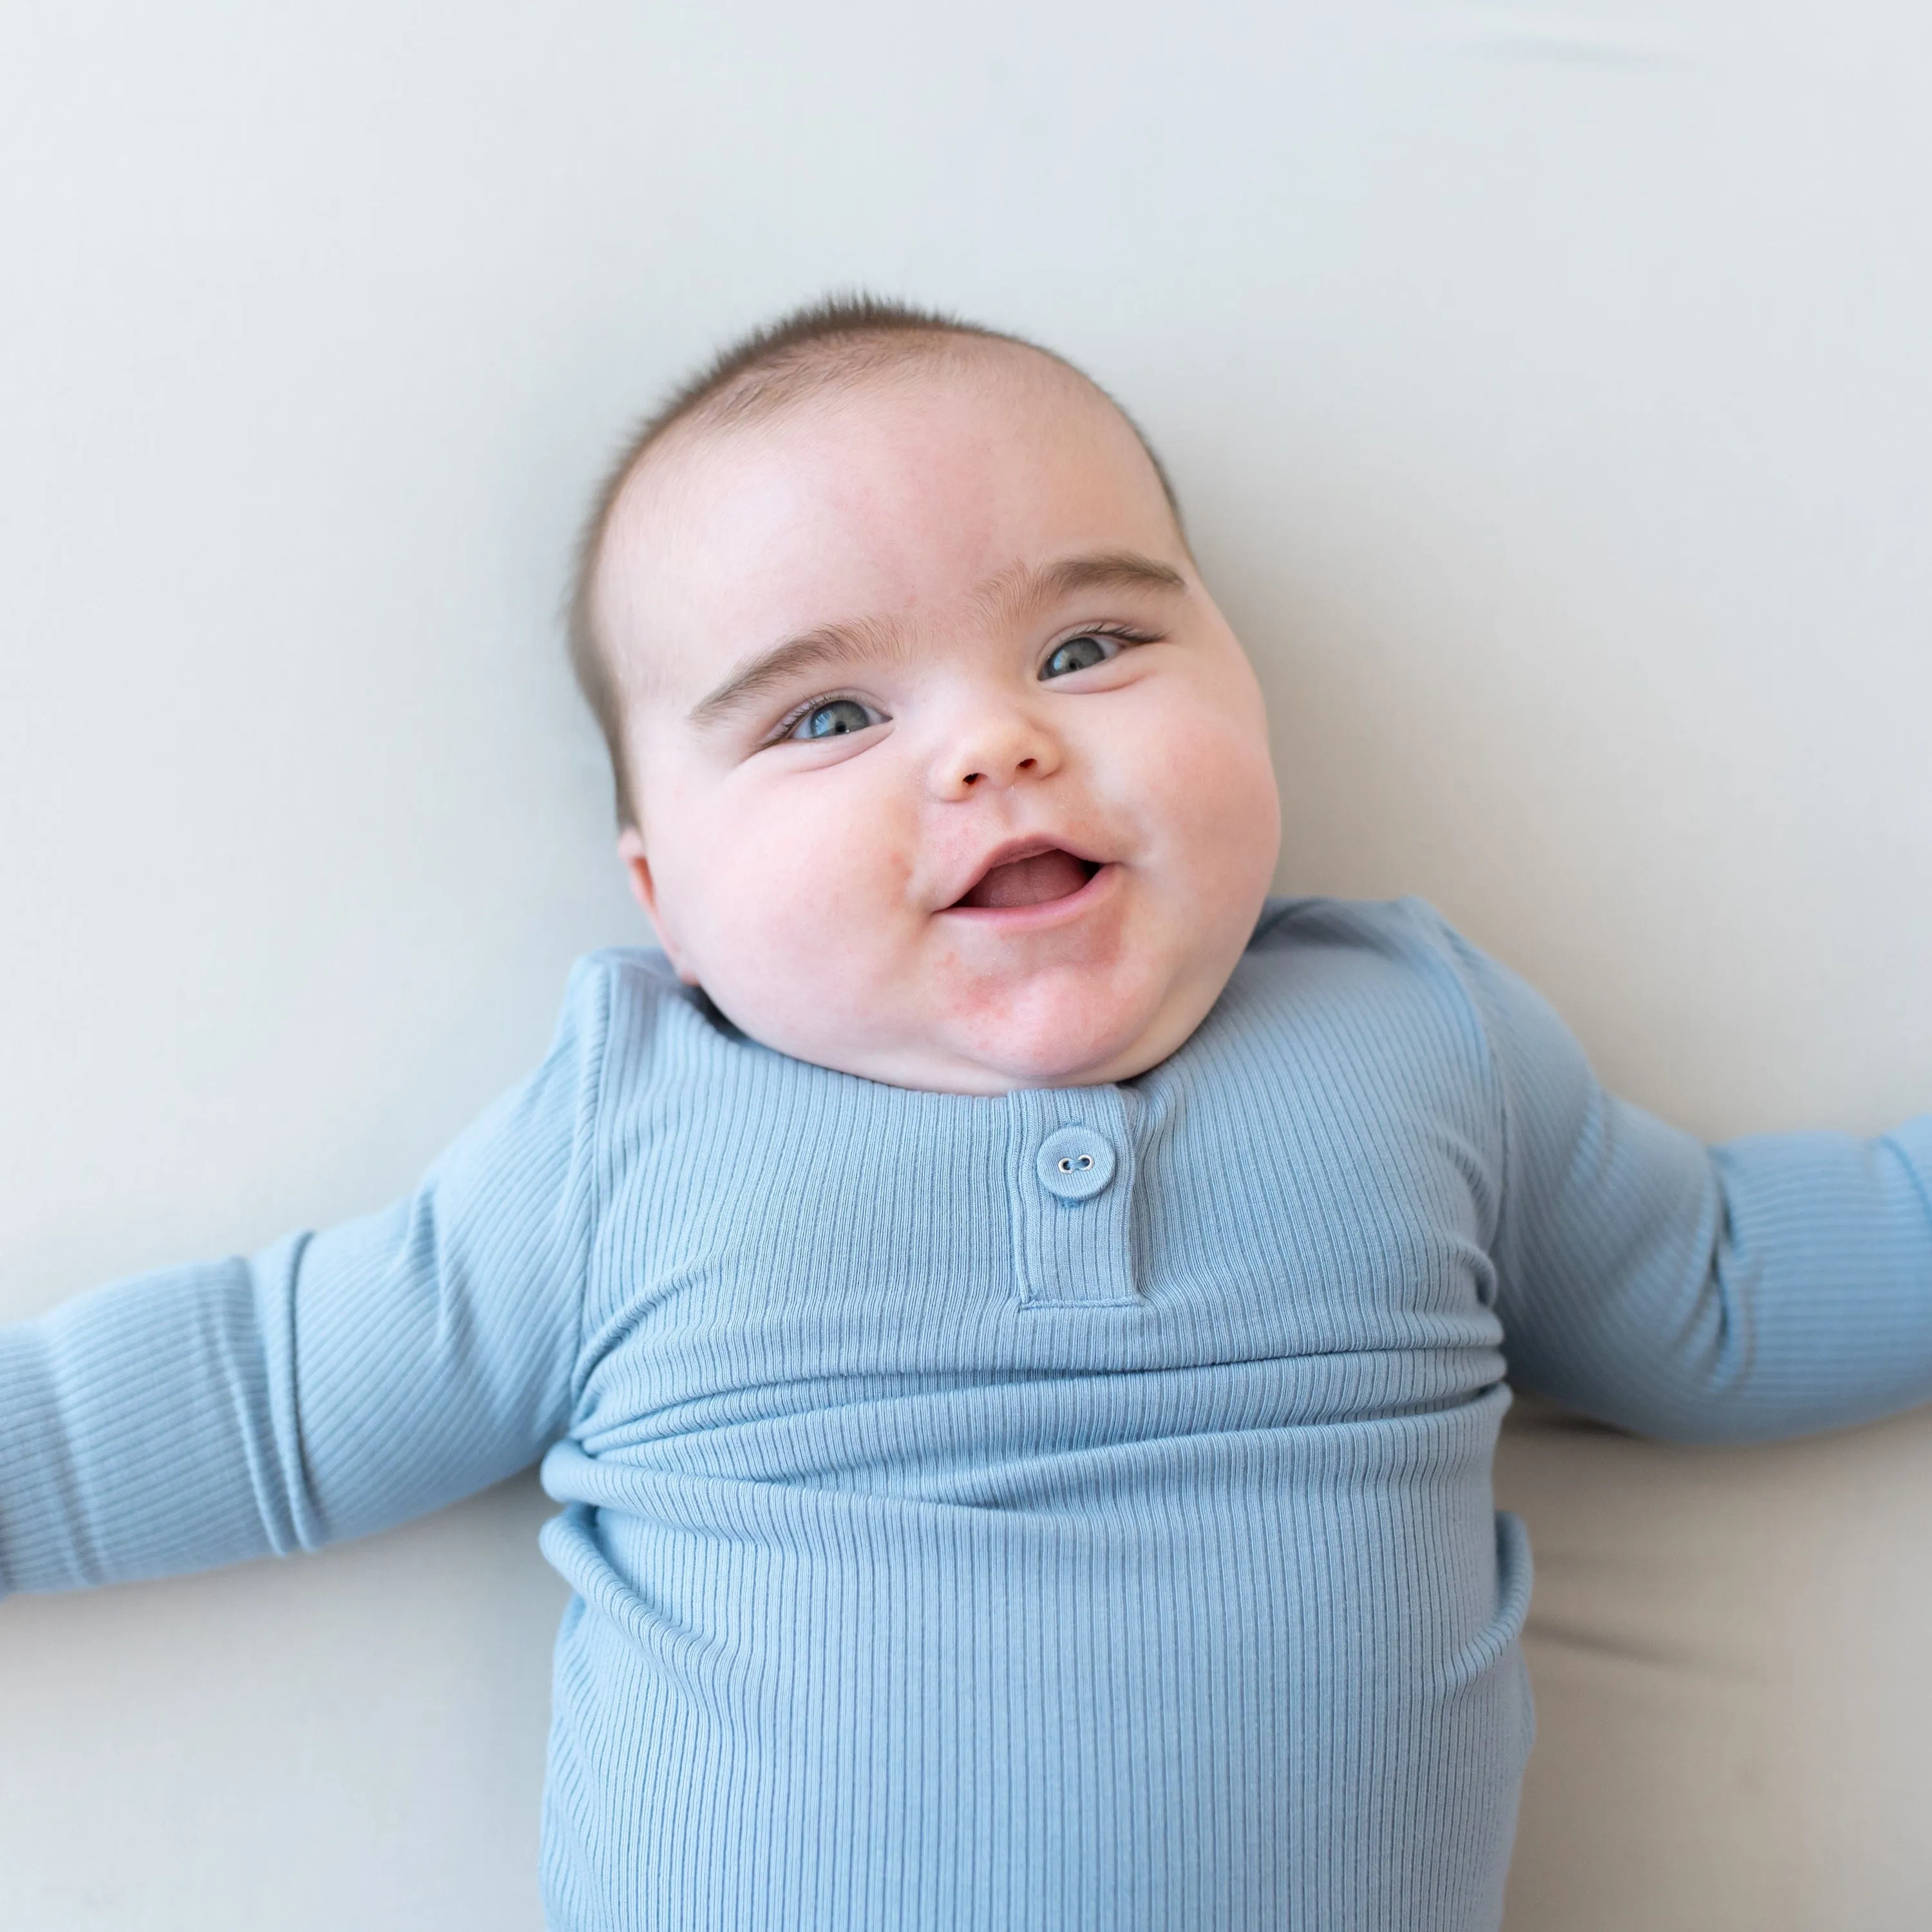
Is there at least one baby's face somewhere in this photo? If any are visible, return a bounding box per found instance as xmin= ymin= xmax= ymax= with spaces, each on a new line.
xmin=601 ymin=350 xmax=1280 ymax=1094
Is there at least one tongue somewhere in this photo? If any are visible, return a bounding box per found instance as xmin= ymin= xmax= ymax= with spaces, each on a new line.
xmin=960 ymin=849 xmax=1094 ymax=909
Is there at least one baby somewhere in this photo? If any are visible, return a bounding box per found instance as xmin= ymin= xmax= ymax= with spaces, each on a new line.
xmin=5 ymin=296 xmax=1932 ymax=1932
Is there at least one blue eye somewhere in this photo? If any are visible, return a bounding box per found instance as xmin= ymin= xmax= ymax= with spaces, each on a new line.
xmin=790 ymin=697 xmax=878 ymax=740
xmin=1041 ymin=634 xmax=1119 ymax=679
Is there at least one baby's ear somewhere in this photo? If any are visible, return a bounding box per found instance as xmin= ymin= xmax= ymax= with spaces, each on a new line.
xmin=615 ymin=829 xmax=697 ymax=981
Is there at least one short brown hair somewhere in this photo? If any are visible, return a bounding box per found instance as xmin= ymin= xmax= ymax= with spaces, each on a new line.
xmin=566 ymin=293 xmax=1184 ymax=829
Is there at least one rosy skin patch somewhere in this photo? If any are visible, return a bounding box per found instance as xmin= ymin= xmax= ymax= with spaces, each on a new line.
xmin=592 ymin=345 xmax=1282 ymax=1095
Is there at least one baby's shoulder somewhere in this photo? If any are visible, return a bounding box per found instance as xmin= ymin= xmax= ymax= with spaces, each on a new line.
xmin=1245 ymin=892 xmax=1472 ymax=979
xmin=549 ymin=943 xmax=718 ymax=1080
xmin=1215 ymin=894 xmax=1500 ymax=1068
xmin=574 ymin=943 xmax=687 ymax=1001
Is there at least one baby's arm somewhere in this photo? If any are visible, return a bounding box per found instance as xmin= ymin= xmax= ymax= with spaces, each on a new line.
xmin=1430 ymin=914 xmax=1932 ymax=1443
xmin=0 ymin=957 xmax=611 ymax=1595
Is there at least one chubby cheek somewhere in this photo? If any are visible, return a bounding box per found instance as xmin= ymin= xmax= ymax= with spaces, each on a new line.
xmin=1108 ymin=688 xmax=1280 ymax=920
xmin=668 ymin=775 xmax=922 ymax=1029
xmin=1179 ymin=723 xmax=1280 ymax=902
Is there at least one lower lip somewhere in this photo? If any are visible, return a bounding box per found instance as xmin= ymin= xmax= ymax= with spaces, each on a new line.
xmin=935 ymin=860 xmax=1121 ymax=931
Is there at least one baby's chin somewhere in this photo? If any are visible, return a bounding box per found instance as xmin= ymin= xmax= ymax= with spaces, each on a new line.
xmin=940 ymin=996 xmax=1186 ymax=1091
xmin=728 ymin=968 xmax=1206 ymax=1095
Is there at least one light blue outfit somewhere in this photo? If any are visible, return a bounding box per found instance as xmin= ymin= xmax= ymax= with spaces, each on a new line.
xmin=5 ymin=898 xmax=1932 ymax=1929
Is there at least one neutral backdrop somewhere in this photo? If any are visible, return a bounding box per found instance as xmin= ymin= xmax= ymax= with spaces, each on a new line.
xmin=3 ymin=3 xmax=1929 ymax=1926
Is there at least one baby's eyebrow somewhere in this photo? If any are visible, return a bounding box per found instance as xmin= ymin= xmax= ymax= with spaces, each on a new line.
xmin=979 ymin=549 xmax=1188 ymax=620
xmin=688 ymin=617 xmax=908 ymax=732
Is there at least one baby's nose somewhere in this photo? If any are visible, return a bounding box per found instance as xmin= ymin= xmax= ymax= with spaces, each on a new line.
xmin=931 ymin=710 xmax=1061 ymax=800
xmin=960 ymin=754 xmax=1037 ymax=788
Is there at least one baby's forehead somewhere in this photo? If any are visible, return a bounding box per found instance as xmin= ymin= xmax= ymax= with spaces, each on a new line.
xmin=625 ymin=343 xmax=1157 ymax=536
xmin=596 ymin=351 xmax=1180 ymax=694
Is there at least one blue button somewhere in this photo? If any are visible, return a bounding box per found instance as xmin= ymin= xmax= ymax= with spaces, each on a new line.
xmin=1036 ymin=1126 xmax=1117 ymax=1201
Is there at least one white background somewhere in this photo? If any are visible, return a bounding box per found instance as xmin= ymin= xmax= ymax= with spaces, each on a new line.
xmin=3 ymin=3 xmax=1929 ymax=1925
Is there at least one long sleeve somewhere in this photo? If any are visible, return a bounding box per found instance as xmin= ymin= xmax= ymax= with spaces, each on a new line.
xmin=0 ymin=955 xmax=611 ymax=1595
xmin=1432 ymin=913 xmax=1932 ymax=1444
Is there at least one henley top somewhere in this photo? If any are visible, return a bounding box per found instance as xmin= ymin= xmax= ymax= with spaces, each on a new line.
xmin=5 ymin=896 xmax=1932 ymax=1930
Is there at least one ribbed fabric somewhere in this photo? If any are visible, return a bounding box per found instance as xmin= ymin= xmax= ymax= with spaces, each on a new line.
xmin=5 ymin=896 xmax=1931 ymax=1930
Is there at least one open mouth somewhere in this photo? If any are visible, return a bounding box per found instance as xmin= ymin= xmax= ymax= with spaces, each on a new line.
xmin=951 ymin=846 xmax=1103 ymax=911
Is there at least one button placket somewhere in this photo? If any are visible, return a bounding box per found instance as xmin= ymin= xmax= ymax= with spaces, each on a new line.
xmin=1007 ymin=1089 xmax=1141 ymax=1307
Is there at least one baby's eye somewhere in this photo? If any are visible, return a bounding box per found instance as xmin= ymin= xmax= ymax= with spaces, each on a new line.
xmin=1040 ymin=634 xmax=1121 ymax=680
xmin=788 ymin=697 xmax=882 ymax=741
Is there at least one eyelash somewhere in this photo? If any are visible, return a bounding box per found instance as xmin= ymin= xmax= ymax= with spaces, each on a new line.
xmin=763 ymin=692 xmax=884 ymax=748
xmin=1041 ymin=621 xmax=1162 ymax=670
xmin=759 ymin=621 xmax=1165 ymax=747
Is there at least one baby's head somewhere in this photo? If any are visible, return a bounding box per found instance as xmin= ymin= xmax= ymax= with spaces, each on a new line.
xmin=573 ymin=298 xmax=1280 ymax=1094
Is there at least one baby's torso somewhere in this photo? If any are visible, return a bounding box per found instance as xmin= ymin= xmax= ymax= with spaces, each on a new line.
xmin=531 ymin=900 xmax=1531 ymax=1931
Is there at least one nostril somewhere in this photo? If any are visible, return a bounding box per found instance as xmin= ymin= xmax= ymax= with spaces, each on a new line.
xmin=961 ymin=772 xmax=982 ymax=786
xmin=1017 ymin=757 xmax=1036 ymax=772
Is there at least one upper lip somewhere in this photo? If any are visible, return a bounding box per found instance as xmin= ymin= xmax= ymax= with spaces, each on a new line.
xmin=941 ymin=835 xmax=1106 ymax=911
